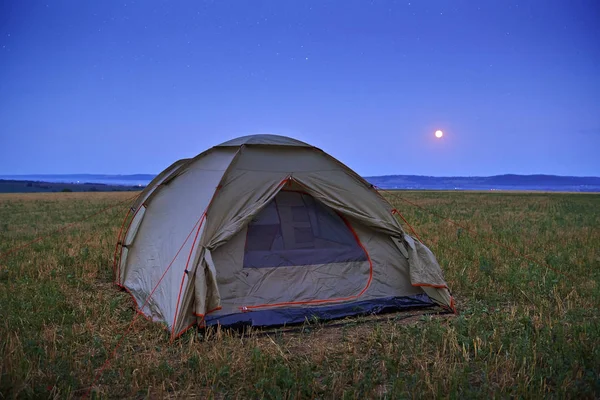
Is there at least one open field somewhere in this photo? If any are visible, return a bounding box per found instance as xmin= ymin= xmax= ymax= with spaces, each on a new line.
xmin=1 ymin=191 xmax=599 ymax=398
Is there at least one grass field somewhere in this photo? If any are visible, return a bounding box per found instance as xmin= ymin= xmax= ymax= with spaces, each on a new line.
xmin=1 ymin=191 xmax=599 ymax=398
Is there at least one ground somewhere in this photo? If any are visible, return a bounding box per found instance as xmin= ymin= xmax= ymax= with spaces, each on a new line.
xmin=0 ymin=191 xmax=598 ymax=398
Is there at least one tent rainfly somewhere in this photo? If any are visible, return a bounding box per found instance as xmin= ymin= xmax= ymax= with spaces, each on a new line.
xmin=115 ymin=134 xmax=455 ymax=338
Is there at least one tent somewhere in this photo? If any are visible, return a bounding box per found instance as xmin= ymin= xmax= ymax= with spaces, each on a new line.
xmin=115 ymin=134 xmax=454 ymax=338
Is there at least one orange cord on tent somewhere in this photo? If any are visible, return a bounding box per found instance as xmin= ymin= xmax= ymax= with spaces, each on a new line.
xmin=84 ymin=212 xmax=206 ymax=399
xmin=391 ymin=208 xmax=424 ymax=243
xmin=0 ymin=194 xmax=138 ymax=263
xmin=171 ymin=212 xmax=206 ymax=337
xmin=377 ymin=187 xmax=577 ymax=282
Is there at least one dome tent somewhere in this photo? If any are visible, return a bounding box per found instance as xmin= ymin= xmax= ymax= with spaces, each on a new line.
xmin=115 ymin=134 xmax=454 ymax=339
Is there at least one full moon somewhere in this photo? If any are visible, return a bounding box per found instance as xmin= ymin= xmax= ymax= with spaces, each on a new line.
xmin=435 ymin=130 xmax=443 ymax=138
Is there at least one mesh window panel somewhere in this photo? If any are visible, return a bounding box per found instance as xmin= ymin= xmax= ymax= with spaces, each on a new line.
xmin=294 ymin=227 xmax=314 ymax=244
xmin=291 ymin=205 xmax=310 ymax=222
xmin=243 ymin=191 xmax=367 ymax=268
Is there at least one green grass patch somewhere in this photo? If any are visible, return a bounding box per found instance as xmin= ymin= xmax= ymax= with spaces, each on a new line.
xmin=0 ymin=191 xmax=599 ymax=398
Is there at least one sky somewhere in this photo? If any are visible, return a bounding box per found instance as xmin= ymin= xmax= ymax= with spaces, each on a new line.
xmin=0 ymin=0 xmax=599 ymax=177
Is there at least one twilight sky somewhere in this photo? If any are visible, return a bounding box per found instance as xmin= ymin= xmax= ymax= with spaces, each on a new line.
xmin=1 ymin=1 xmax=599 ymax=177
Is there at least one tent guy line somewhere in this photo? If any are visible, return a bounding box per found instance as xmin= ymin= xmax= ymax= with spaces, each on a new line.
xmin=391 ymin=208 xmax=424 ymax=243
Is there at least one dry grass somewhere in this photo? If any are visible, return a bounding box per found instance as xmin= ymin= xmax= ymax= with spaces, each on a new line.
xmin=1 ymin=190 xmax=599 ymax=398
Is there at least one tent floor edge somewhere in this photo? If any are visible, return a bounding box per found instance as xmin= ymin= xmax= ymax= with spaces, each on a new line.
xmin=202 ymin=293 xmax=436 ymax=329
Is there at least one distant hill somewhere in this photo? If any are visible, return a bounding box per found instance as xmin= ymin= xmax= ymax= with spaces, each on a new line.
xmin=365 ymin=174 xmax=600 ymax=192
xmin=0 ymin=179 xmax=142 ymax=194
xmin=1 ymin=174 xmax=599 ymax=193
xmin=0 ymin=174 xmax=154 ymax=186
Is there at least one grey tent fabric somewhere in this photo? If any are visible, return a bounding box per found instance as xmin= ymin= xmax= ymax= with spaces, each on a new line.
xmin=217 ymin=134 xmax=311 ymax=147
xmin=116 ymin=134 xmax=455 ymax=338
